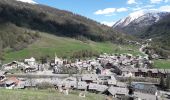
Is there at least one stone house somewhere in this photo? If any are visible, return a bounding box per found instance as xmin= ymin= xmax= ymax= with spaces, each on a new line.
xmin=81 ymin=74 xmax=98 ymax=83
xmin=132 ymin=82 xmax=157 ymax=95
xmin=102 ymin=86 xmax=128 ymax=99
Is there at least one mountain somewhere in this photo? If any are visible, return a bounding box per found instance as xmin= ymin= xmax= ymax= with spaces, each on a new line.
xmin=113 ymin=11 xmax=170 ymax=58
xmin=0 ymin=0 xmax=128 ymax=50
xmin=0 ymin=0 xmax=124 ymax=42
xmin=0 ymin=0 xmax=134 ymax=61
xmin=141 ymin=13 xmax=170 ymax=57
xmin=113 ymin=10 xmax=145 ymax=28
xmin=113 ymin=11 xmax=169 ymax=35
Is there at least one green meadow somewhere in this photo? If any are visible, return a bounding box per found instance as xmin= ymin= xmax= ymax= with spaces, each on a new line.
xmin=4 ymin=33 xmax=142 ymax=62
xmin=153 ymin=59 xmax=170 ymax=69
xmin=0 ymin=89 xmax=105 ymax=100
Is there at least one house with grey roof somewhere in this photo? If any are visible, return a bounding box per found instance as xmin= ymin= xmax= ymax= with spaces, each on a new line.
xmin=88 ymin=83 xmax=98 ymax=91
xmin=61 ymin=77 xmax=77 ymax=88
xmin=116 ymin=82 xmax=127 ymax=88
xmin=87 ymin=83 xmax=108 ymax=93
xmin=81 ymin=74 xmax=98 ymax=83
xmin=77 ymin=81 xmax=87 ymax=90
xmin=2 ymin=61 xmax=19 ymax=70
xmin=96 ymin=84 xmax=108 ymax=92
xmin=132 ymin=82 xmax=157 ymax=95
xmin=134 ymin=92 xmax=157 ymax=100
xmin=102 ymin=86 xmax=128 ymax=99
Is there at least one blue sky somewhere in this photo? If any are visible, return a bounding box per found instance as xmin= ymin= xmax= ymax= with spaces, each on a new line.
xmin=18 ymin=0 xmax=170 ymax=26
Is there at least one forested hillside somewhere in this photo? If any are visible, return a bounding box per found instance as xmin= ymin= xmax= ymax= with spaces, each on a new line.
xmin=141 ymin=14 xmax=170 ymax=58
xmin=0 ymin=0 xmax=134 ymax=61
xmin=0 ymin=0 xmax=125 ymax=43
xmin=0 ymin=23 xmax=40 ymax=60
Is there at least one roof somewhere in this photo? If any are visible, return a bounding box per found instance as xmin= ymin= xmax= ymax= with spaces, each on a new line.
xmin=134 ymin=92 xmax=156 ymax=100
xmin=2 ymin=61 xmax=18 ymax=67
xmin=96 ymin=84 xmax=108 ymax=92
xmin=5 ymin=77 xmax=20 ymax=85
xmin=5 ymin=80 xmax=15 ymax=85
xmin=132 ymin=82 xmax=157 ymax=94
xmin=24 ymin=57 xmax=35 ymax=62
xmin=88 ymin=83 xmax=98 ymax=90
xmin=164 ymin=69 xmax=170 ymax=74
xmin=148 ymin=69 xmax=158 ymax=73
xmin=138 ymin=68 xmax=148 ymax=72
xmin=158 ymin=69 xmax=165 ymax=74
xmin=116 ymin=82 xmax=127 ymax=88
xmin=81 ymin=74 xmax=98 ymax=81
xmin=77 ymin=82 xmax=87 ymax=89
xmin=0 ymin=70 xmax=6 ymax=76
xmin=106 ymin=86 xmax=128 ymax=96
xmin=63 ymin=77 xmax=76 ymax=82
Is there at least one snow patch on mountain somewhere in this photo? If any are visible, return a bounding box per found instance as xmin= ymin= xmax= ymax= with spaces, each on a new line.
xmin=113 ymin=11 xmax=169 ymax=28
xmin=113 ymin=10 xmax=145 ymax=27
xmin=16 ymin=0 xmax=37 ymax=4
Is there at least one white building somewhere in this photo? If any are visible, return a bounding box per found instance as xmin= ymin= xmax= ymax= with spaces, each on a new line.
xmin=24 ymin=57 xmax=36 ymax=66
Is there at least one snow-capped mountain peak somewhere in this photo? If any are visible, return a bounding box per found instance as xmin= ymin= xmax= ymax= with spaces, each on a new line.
xmin=113 ymin=11 xmax=169 ymax=28
xmin=113 ymin=10 xmax=145 ymax=27
xmin=129 ymin=10 xmax=145 ymax=22
xmin=113 ymin=11 xmax=169 ymax=35
xmin=16 ymin=0 xmax=37 ymax=4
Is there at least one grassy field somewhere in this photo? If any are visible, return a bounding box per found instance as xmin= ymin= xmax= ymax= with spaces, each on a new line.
xmin=3 ymin=33 xmax=142 ymax=62
xmin=153 ymin=59 xmax=170 ymax=69
xmin=0 ymin=89 xmax=105 ymax=100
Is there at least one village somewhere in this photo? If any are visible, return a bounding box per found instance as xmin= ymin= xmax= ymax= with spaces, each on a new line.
xmin=0 ymin=46 xmax=170 ymax=100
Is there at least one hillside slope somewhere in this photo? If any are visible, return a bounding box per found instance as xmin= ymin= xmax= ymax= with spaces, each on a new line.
xmin=0 ymin=0 xmax=136 ymax=61
xmin=0 ymin=0 xmax=124 ymax=43
xmin=0 ymin=23 xmax=40 ymax=60
xmin=4 ymin=32 xmax=141 ymax=62
xmin=113 ymin=12 xmax=170 ymax=58
xmin=0 ymin=0 xmax=139 ymax=62
xmin=141 ymin=14 xmax=170 ymax=57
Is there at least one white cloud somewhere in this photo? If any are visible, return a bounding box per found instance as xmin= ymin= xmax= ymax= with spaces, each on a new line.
xmin=16 ymin=0 xmax=37 ymax=4
xmin=94 ymin=8 xmax=116 ymax=15
xmin=101 ymin=21 xmax=116 ymax=27
xmin=132 ymin=5 xmax=155 ymax=11
xmin=94 ymin=7 xmax=128 ymax=15
xmin=127 ymin=0 xmax=136 ymax=4
xmin=131 ymin=5 xmax=170 ymax=15
xmin=150 ymin=0 xmax=163 ymax=4
xmin=117 ymin=8 xmax=128 ymax=12
xmin=159 ymin=5 xmax=170 ymax=12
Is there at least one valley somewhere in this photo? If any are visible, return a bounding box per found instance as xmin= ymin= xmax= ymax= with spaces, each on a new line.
xmin=0 ymin=0 xmax=170 ymax=100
